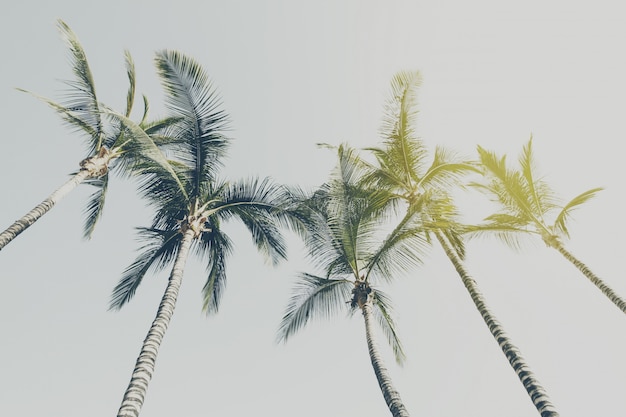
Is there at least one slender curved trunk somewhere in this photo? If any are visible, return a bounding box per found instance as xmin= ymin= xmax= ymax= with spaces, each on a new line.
xmin=0 ymin=169 xmax=91 ymax=251
xmin=552 ymin=242 xmax=626 ymax=314
xmin=361 ymin=299 xmax=410 ymax=417
xmin=117 ymin=228 xmax=195 ymax=417
xmin=435 ymin=232 xmax=559 ymax=417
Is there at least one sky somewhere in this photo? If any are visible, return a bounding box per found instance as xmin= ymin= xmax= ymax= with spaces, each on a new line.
xmin=1 ymin=1 xmax=625 ymax=416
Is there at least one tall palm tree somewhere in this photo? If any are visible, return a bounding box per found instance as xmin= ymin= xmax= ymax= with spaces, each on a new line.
xmin=0 ymin=20 xmax=165 ymax=251
xmin=473 ymin=139 xmax=626 ymax=315
xmin=110 ymin=50 xmax=303 ymax=417
xmin=363 ymin=71 xmax=560 ymax=417
xmin=278 ymin=144 xmax=428 ymax=417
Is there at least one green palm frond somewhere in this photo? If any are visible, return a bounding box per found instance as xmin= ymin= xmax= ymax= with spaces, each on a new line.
xmin=57 ymin=19 xmax=103 ymax=154
xmin=210 ymin=177 xmax=298 ymax=265
xmin=553 ymin=187 xmax=603 ymax=238
xmin=123 ymin=50 xmax=136 ymax=118
xmin=82 ymin=174 xmax=109 ymax=239
xmin=109 ymin=228 xmax=182 ymax=310
xmin=155 ymin=50 xmax=229 ymax=191
xmin=277 ymin=273 xmax=353 ymax=343
xmin=104 ymin=110 xmax=189 ymax=205
xmin=196 ymin=227 xmax=233 ymax=314
xmin=367 ymin=203 xmax=430 ymax=283
xmin=371 ymin=290 xmax=406 ymax=364
xmin=17 ymin=89 xmax=99 ymax=144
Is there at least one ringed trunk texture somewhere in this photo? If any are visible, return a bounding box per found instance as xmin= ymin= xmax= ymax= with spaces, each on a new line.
xmin=553 ymin=242 xmax=626 ymax=314
xmin=435 ymin=232 xmax=559 ymax=417
xmin=116 ymin=229 xmax=195 ymax=417
xmin=361 ymin=300 xmax=410 ymax=417
xmin=0 ymin=169 xmax=92 ymax=251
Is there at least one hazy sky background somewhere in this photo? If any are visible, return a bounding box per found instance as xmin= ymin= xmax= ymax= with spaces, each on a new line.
xmin=1 ymin=1 xmax=625 ymax=416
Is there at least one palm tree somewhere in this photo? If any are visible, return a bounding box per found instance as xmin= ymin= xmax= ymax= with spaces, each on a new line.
xmin=278 ymin=144 xmax=428 ymax=417
xmin=0 ymin=20 xmax=165 ymax=251
xmin=110 ymin=50 xmax=303 ymax=417
xmin=473 ymin=139 xmax=626 ymax=315
xmin=363 ymin=71 xmax=560 ymax=416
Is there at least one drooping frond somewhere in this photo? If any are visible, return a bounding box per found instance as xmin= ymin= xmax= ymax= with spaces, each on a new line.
xmin=154 ymin=50 xmax=230 ymax=193
xmin=371 ymin=290 xmax=406 ymax=364
xmin=109 ymin=228 xmax=182 ymax=310
xmin=553 ymin=187 xmax=603 ymax=238
xmin=82 ymin=174 xmax=108 ymax=239
xmin=277 ymin=273 xmax=353 ymax=343
xmin=211 ymin=177 xmax=296 ymax=265
xmin=57 ymin=19 xmax=103 ymax=154
xmin=196 ymin=226 xmax=233 ymax=315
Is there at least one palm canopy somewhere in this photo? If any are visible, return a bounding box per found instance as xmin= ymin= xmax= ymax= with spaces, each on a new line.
xmin=278 ymin=144 xmax=432 ymax=363
xmin=471 ymin=137 xmax=603 ymax=248
xmin=18 ymin=20 xmax=169 ymax=238
xmin=110 ymin=50 xmax=303 ymax=314
xmin=361 ymin=70 xmax=476 ymax=256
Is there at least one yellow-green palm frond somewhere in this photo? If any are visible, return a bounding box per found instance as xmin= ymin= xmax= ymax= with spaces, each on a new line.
xmin=553 ymin=187 xmax=603 ymax=238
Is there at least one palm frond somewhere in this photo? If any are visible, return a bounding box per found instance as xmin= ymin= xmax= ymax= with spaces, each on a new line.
xmin=367 ymin=202 xmax=430 ymax=282
xmin=371 ymin=290 xmax=406 ymax=364
xmin=82 ymin=173 xmax=109 ymax=239
xmin=57 ymin=20 xmax=103 ymax=154
xmin=109 ymin=228 xmax=182 ymax=310
xmin=553 ymin=187 xmax=603 ymax=238
xmin=197 ymin=227 xmax=233 ymax=315
xmin=103 ymin=109 xmax=189 ymax=204
xmin=123 ymin=50 xmax=136 ymax=118
xmin=464 ymin=222 xmax=533 ymax=251
xmin=154 ymin=50 xmax=230 ymax=192
xmin=210 ymin=177 xmax=298 ymax=265
xmin=277 ymin=273 xmax=353 ymax=343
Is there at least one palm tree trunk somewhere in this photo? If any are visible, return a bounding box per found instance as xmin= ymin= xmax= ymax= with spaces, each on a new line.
xmin=117 ymin=228 xmax=195 ymax=417
xmin=435 ymin=232 xmax=559 ymax=417
xmin=0 ymin=169 xmax=92 ymax=251
xmin=361 ymin=299 xmax=410 ymax=417
xmin=552 ymin=242 xmax=626 ymax=314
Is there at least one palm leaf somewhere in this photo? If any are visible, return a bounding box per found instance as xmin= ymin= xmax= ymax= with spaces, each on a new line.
xmin=197 ymin=227 xmax=233 ymax=314
xmin=277 ymin=273 xmax=353 ymax=343
xmin=154 ymin=50 xmax=230 ymax=192
xmin=57 ymin=19 xmax=103 ymax=154
xmin=371 ymin=290 xmax=406 ymax=364
xmin=109 ymin=228 xmax=182 ymax=310
xmin=82 ymin=174 xmax=109 ymax=239
xmin=553 ymin=187 xmax=603 ymax=238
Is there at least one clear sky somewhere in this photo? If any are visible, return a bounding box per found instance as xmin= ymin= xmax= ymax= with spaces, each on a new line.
xmin=1 ymin=1 xmax=625 ymax=416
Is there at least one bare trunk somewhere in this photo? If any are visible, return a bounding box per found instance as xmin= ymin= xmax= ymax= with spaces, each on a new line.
xmin=0 ymin=169 xmax=92 ymax=251
xmin=116 ymin=228 xmax=195 ymax=417
xmin=436 ymin=232 xmax=559 ymax=417
xmin=361 ymin=299 xmax=410 ymax=417
xmin=553 ymin=242 xmax=626 ymax=314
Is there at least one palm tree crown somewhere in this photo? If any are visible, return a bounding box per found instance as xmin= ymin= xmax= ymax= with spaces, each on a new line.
xmin=278 ymin=144 xmax=429 ymax=417
xmin=472 ymin=138 xmax=625 ymax=314
xmin=0 ymin=20 xmax=165 ymax=250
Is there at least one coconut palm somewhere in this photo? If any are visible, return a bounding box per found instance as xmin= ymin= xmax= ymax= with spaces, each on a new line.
xmin=363 ymin=71 xmax=560 ymax=417
xmin=278 ymin=144 xmax=429 ymax=417
xmin=110 ymin=50 xmax=303 ymax=417
xmin=473 ymin=139 xmax=625 ymax=315
xmin=0 ymin=20 xmax=165 ymax=251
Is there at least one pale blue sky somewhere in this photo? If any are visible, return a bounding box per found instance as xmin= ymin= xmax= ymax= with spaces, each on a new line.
xmin=1 ymin=1 xmax=625 ymax=416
